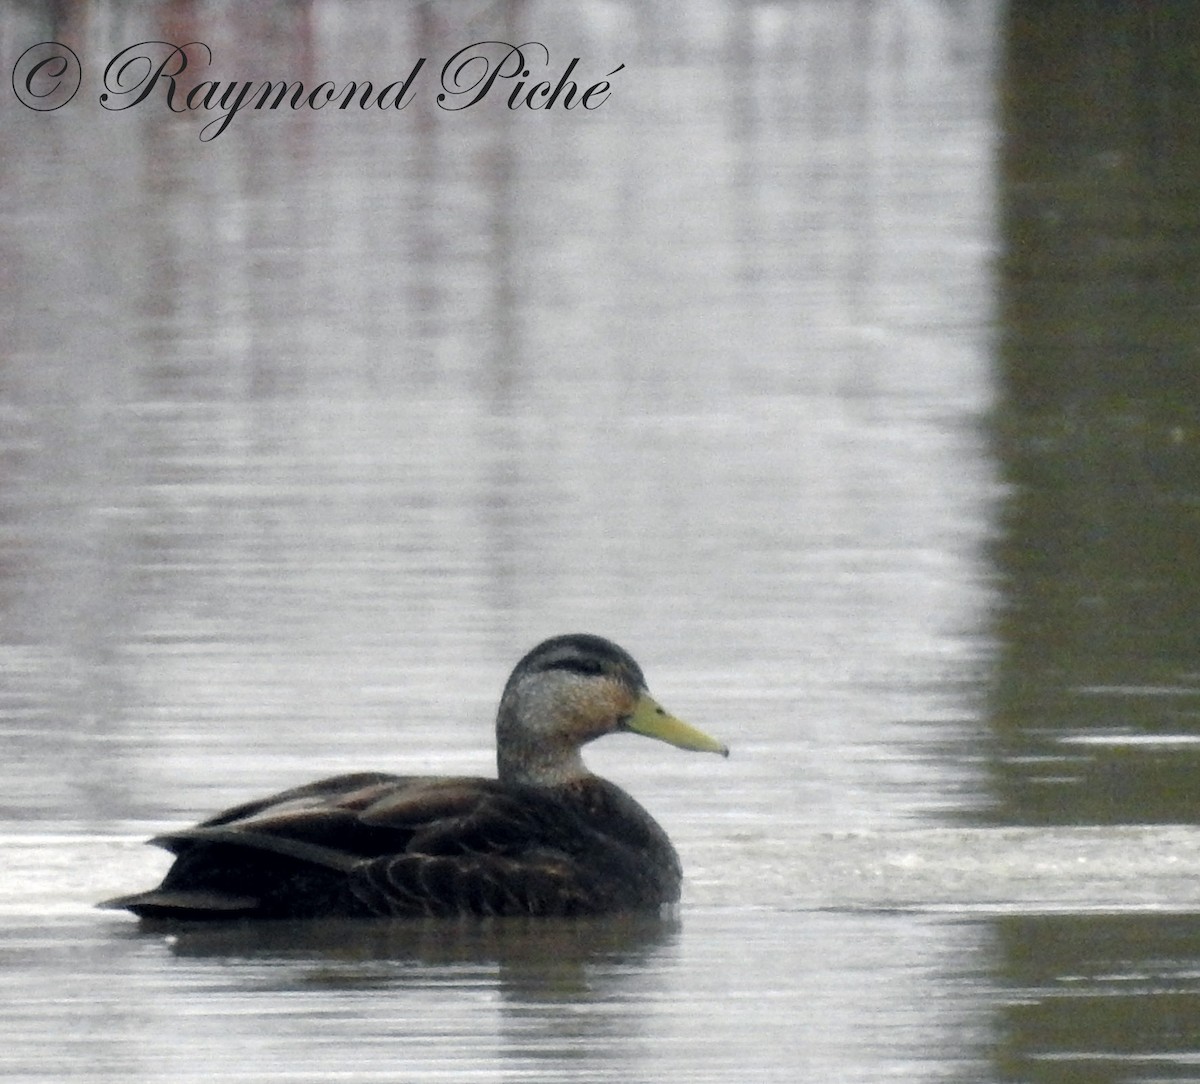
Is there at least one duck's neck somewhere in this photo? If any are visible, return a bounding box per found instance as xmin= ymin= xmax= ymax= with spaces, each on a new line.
xmin=495 ymin=696 xmax=591 ymax=788
xmin=498 ymin=741 xmax=589 ymax=787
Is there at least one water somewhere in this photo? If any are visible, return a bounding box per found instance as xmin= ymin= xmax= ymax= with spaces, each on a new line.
xmin=4 ymin=1 xmax=1200 ymax=1081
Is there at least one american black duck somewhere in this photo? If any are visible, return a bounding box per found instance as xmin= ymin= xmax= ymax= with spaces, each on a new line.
xmin=101 ymin=634 xmax=728 ymax=920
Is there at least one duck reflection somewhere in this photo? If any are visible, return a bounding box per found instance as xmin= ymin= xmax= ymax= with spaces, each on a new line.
xmin=132 ymin=910 xmax=678 ymax=994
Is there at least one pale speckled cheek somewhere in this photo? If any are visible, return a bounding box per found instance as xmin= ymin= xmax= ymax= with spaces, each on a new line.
xmin=606 ymin=679 xmax=640 ymax=720
xmin=559 ymin=677 xmax=636 ymax=737
xmin=592 ymin=677 xmax=638 ymax=722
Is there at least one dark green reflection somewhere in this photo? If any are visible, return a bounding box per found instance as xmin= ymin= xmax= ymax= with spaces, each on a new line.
xmin=994 ymin=912 xmax=1200 ymax=1083
xmin=989 ymin=0 xmax=1200 ymax=824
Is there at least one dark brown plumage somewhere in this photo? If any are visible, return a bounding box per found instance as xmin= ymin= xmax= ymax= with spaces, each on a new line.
xmin=101 ymin=634 xmax=728 ymax=920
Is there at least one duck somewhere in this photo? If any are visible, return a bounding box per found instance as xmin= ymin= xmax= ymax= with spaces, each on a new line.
xmin=101 ymin=634 xmax=729 ymax=920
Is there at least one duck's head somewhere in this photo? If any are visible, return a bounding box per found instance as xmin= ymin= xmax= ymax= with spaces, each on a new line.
xmin=496 ymin=633 xmax=728 ymax=786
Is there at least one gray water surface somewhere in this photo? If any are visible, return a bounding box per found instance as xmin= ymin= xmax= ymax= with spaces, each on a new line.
xmin=4 ymin=2 xmax=1200 ymax=1082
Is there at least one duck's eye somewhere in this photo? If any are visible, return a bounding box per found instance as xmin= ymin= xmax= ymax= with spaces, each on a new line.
xmin=547 ymin=657 xmax=606 ymax=677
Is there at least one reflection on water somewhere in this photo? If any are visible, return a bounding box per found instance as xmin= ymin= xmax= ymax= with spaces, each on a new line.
xmin=996 ymin=913 xmax=1200 ymax=1083
xmin=990 ymin=0 xmax=1200 ymax=825
xmin=3 ymin=908 xmax=994 ymax=1083
xmin=152 ymin=910 xmax=675 ymax=968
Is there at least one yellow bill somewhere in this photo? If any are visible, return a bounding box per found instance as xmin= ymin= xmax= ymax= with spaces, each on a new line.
xmin=624 ymin=692 xmax=729 ymax=757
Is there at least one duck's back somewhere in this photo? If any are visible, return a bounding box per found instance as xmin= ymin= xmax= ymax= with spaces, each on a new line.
xmin=102 ymin=772 xmax=682 ymax=920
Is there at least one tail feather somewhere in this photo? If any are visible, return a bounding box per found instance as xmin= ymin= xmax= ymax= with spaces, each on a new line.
xmin=99 ymin=888 xmax=261 ymax=919
xmin=102 ymin=826 xmax=366 ymax=920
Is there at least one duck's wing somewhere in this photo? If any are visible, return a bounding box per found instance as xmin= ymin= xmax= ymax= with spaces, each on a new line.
xmin=102 ymin=775 xmax=596 ymax=919
xmin=347 ymin=779 xmax=596 ymax=916
xmin=195 ymin=771 xmax=408 ymax=827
